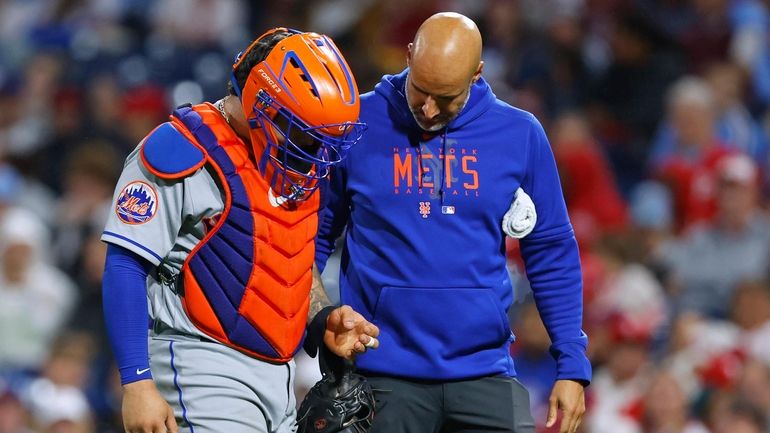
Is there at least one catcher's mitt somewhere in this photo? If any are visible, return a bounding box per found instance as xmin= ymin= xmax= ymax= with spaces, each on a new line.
xmin=297 ymin=357 xmax=376 ymax=433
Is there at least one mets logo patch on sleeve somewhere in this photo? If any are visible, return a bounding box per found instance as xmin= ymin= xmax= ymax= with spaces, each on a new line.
xmin=116 ymin=181 xmax=158 ymax=224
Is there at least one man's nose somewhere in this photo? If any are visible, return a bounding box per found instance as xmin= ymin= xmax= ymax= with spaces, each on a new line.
xmin=421 ymin=96 xmax=440 ymax=120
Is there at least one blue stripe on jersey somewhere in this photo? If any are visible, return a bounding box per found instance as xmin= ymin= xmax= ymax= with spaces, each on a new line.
xmin=103 ymin=230 xmax=163 ymax=263
xmin=170 ymin=341 xmax=195 ymax=433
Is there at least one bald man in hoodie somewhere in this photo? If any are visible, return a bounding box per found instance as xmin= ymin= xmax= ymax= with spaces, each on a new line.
xmin=315 ymin=12 xmax=590 ymax=433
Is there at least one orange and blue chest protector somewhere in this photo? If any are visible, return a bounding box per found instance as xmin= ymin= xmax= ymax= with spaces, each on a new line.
xmin=165 ymin=103 xmax=319 ymax=362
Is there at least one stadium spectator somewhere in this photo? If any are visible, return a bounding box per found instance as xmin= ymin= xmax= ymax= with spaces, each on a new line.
xmin=552 ymin=112 xmax=628 ymax=241
xmin=0 ymin=209 xmax=75 ymax=372
xmin=705 ymin=62 xmax=767 ymax=164
xmin=641 ymin=371 xmax=710 ymax=433
xmin=51 ymin=143 xmax=118 ymax=274
xmin=585 ymin=312 xmax=653 ymax=433
xmin=661 ymin=153 xmax=770 ymax=317
xmin=650 ymin=76 xmax=736 ymax=231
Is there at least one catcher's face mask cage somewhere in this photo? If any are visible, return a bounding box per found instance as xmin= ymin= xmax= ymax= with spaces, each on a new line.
xmin=297 ymin=374 xmax=376 ymax=433
xmin=231 ymin=28 xmax=365 ymax=202
xmin=250 ymin=90 xmax=364 ymax=201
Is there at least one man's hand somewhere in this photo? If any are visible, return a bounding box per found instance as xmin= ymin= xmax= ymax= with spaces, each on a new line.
xmin=546 ymin=379 xmax=585 ymax=433
xmin=122 ymin=379 xmax=179 ymax=433
xmin=323 ymin=305 xmax=380 ymax=359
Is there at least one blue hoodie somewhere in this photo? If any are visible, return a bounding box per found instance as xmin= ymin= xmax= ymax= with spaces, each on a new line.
xmin=316 ymin=69 xmax=591 ymax=382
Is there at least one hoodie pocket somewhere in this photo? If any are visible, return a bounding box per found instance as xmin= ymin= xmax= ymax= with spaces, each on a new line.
xmin=372 ymin=286 xmax=510 ymax=360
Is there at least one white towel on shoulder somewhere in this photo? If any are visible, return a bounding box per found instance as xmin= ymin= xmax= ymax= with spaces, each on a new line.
xmin=502 ymin=187 xmax=537 ymax=239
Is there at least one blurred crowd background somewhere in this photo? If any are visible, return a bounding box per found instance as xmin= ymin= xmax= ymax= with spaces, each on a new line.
xmin=1 ymin=0 xmax=770 ymax=432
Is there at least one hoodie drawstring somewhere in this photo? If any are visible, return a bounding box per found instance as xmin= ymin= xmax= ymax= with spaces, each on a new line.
xmin=439 ymin=127 xmax=448 ymax=205
xmin=417 ymin=143 xmax=424 ymax=189
xmin=415 ymin=126 xmax=449 ymax=203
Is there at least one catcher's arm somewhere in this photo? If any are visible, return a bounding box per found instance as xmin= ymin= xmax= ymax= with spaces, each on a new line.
xmin=323 ymin=305 xmax=380 ymax=358
xmin=103 ymin=245 xmax=178 ymax=433
xmin=308 ymin=265 xmax=333 ymax=321
xmin=305 ymin=265 xmax=380 ymax=360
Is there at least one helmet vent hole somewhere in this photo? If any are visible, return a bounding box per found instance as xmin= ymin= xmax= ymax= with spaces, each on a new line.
xmin=321 ymin=62 xmax=341 ymax=94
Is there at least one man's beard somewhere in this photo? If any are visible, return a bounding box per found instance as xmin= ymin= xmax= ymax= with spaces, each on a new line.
xmin=405 ymin=73 xmax=472 ymax=132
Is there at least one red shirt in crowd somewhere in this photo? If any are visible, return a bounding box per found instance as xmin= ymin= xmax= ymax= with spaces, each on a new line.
xmin=654 ymin=144 xmax=734 ymax=232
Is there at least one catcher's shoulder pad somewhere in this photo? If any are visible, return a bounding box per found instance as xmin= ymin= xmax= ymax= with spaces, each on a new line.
xmin=297 ymin=372 xmax=376 ymax=433
xmin=140 ymin=122 xmax=205 ymax=180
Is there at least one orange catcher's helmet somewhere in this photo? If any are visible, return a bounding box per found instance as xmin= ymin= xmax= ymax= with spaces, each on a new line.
xmin=231 ymin=28 xmax=365 ymax=201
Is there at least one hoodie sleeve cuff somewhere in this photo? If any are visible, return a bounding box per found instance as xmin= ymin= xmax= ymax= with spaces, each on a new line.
xmin=549 ymin=336 xmax=592 ymax=385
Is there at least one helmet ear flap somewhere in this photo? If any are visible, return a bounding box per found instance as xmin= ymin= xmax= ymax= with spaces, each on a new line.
xmin=242 ymin=90 xmax=277 ymax=132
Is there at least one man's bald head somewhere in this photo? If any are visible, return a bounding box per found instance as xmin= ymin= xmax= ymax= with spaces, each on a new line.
xmin=410 ymin=12 xmax=483 ymax=90
xmin=406 ymin=12 xmax=484 ymax=131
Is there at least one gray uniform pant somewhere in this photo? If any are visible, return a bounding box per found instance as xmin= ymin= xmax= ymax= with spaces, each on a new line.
xmin=149 ymin=334 xmax=297 ymax=433
xmin=366 ymin=375 xmax=536 ymax=433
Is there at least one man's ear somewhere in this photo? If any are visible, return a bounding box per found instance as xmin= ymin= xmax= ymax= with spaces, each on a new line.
xmin=472 ymin=61 xmax=484 ymax=84
xmin=406 ymin=42 xmax=414 ymax=68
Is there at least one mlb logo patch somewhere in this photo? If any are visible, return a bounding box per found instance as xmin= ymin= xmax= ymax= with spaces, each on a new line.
xmin=116 ymin=181 xmax=158 ymax=224
xmin=441 ymin=206 xmax=455 ymax=215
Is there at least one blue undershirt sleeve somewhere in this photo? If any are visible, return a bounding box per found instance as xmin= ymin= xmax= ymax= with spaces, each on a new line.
xmin=102 ymin=244 xmax=154 ymax=385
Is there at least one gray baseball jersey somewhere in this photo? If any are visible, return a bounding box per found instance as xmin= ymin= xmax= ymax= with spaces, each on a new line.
xmin=102 ymin=143 xmax=221 ymax=340
xmin=103 ymin=139 xmax=298 ymax=433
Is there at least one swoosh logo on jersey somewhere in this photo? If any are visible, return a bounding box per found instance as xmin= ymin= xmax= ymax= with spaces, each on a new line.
xmin=136 ymin=367 xmax=151 ymax=375
xmin=268 ymin=188 xmax=288 ymax=207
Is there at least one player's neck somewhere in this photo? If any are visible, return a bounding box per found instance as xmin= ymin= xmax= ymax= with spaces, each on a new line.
xmin=221 ymin=95 xmax=251 ymax=143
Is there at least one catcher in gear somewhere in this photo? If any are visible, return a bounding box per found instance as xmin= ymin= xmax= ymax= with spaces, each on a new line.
xmin=297 ymin=353 xmax=376 ymax=433
xmin=101 ymin=27 xmax=379 ymax=433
